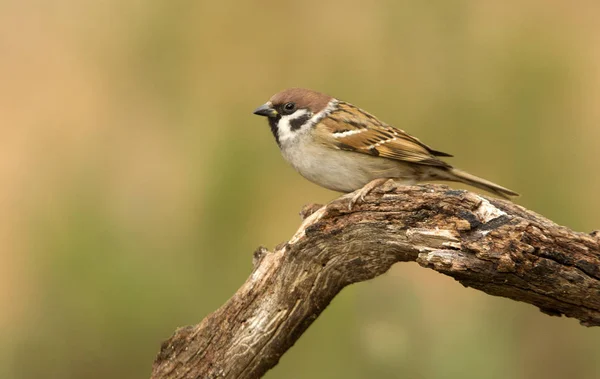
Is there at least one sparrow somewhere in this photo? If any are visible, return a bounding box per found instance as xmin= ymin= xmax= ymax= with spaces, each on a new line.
xmin=253 ymin=88 xmax=518 ymax=207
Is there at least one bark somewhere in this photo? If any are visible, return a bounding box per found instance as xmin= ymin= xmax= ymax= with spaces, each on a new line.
xmin=151 ymin=182 xmax=600 ymax=379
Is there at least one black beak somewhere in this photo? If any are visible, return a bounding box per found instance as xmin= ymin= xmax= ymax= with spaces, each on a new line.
xmin=253 ymin=103 xmax=278 ymax=118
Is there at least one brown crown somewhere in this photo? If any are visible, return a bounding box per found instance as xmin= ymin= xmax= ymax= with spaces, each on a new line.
xmin=269 ymin=88 xmax=333 ymax=114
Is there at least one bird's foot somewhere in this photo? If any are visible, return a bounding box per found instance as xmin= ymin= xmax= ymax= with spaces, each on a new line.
xmin=348 ymin=178 xmax=390 ymax=210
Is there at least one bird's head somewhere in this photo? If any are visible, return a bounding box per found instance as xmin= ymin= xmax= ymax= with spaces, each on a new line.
xmin=254 ymin=88 xmax=333 ymax=145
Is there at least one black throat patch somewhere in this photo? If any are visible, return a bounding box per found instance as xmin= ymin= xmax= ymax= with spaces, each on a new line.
xmin=268 ymin=116 xmax=282 ymax=146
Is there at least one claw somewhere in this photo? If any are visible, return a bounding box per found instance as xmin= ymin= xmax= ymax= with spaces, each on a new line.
xmin=347 ymin=178 xmax=390 ymax=210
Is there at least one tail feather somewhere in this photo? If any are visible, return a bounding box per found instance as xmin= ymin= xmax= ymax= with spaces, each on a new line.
xmin=444 ymin=168 xmax=518 ymax=200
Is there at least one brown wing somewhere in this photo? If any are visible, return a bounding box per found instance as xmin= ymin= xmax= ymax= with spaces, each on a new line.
xmin=314 ymin=101 xmax=452 ymax=168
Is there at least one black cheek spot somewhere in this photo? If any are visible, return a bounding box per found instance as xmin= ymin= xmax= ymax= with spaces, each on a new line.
xmin=289 ymin=114 xmax=311 ymax=131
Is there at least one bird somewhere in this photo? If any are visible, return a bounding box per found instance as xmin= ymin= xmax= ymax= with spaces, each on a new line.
xmin=253 ymin=88 xmax=518 ymax=208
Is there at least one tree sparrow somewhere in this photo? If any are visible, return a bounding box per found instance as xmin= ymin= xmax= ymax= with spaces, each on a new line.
xmin=253 ymin=88 xmax=518 ymax=207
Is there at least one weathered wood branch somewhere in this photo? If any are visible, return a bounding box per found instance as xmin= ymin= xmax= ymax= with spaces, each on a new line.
xmin=151 ymin=182 xmax=600 ymax=379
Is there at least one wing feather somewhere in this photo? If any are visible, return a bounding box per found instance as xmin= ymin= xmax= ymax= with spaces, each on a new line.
xmin=314 ymin=102 xmax=452 ymax=168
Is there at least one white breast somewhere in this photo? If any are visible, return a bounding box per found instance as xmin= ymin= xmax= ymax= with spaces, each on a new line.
xmin=279 ymin=134 xmax=416 ymax=193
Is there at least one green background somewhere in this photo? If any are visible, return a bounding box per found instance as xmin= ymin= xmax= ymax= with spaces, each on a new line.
xmin=1 ymin=1 xmax=599 ymax=378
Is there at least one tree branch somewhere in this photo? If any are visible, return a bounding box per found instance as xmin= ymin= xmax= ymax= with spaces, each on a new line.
xmin=151 ymin=183 xmax=600 ymax=379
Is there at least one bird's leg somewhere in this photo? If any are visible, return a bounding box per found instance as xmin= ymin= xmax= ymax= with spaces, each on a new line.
xmin=348 ymin=178 xmax=391 ymax=210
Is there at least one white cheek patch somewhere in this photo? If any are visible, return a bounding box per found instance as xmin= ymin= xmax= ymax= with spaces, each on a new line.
xmin=277 ymin=109 xmax=310 ymax=142
xmin=277 ymin=100 xmax=339 ymax=144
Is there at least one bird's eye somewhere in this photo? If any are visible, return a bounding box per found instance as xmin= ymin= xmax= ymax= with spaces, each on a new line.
xmin=282 ymin=102 xmax=297 ymax=114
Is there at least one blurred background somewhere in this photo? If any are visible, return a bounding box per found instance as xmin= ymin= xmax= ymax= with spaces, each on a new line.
xmin=1 ymin=1 xmax=599 ymax=378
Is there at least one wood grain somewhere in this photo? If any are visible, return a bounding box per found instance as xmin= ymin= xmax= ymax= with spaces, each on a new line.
xmin=151 ymin=183 xmax=600 ymax=379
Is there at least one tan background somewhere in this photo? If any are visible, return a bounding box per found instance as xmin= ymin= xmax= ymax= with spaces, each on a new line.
xmin=1 ymin=1 xmax=599 ymax=378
